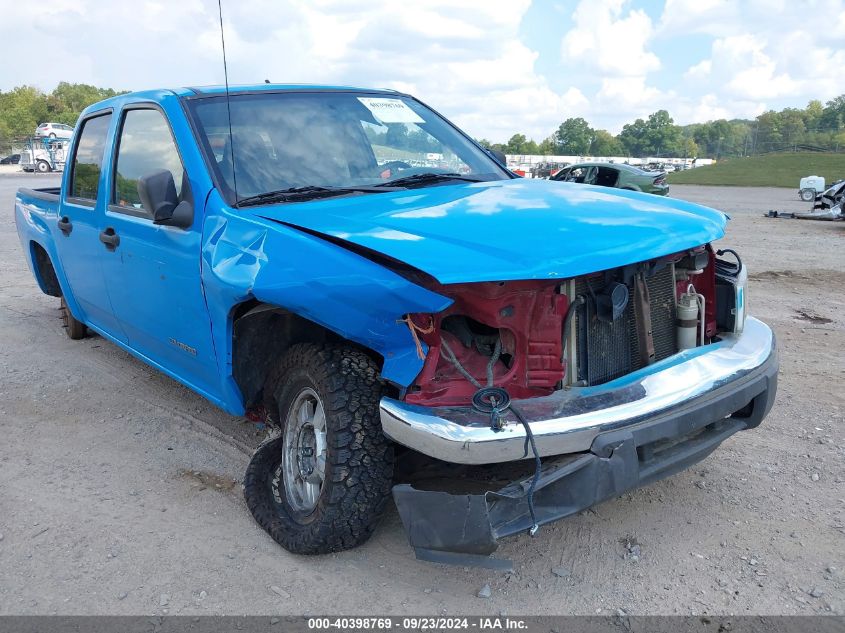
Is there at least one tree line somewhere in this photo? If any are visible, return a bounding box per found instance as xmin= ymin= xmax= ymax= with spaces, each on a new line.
xmin=3 ymin=83 xmax=845 ymax=160
xmin=0 ymin=83 xmax=126 ymax=153
xmin=479 ymin=95 xmax=845 ymax=159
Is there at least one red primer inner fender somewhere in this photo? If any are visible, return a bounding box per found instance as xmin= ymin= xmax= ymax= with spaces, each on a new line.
xmin=405 ymin=280 xmax=567 ymax=407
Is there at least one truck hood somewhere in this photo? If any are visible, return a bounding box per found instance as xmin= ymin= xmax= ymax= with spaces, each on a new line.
xmin=255 ymin=179 xmax=727 ymax=284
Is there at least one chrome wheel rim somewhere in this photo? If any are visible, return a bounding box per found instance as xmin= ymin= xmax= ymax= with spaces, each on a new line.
xmin=282 ymin=387 xmax=327 ymax=513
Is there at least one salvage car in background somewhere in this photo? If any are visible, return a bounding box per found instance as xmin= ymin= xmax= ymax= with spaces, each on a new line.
xmin=551 ymin=161 xmax=669 ymax=196
xmin=0 ymin=153 xmax=21 ymax=164
xmin=35 ymin=122 xmax=74 ymax=140
xmin=14 ymin=84 xmax=776 ymax=565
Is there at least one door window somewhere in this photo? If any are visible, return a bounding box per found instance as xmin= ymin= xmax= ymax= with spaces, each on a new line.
xmin=69 ymin=113 xmax=112 ymax=203
xmin=113 ymin=108 xmax=185 ymax=212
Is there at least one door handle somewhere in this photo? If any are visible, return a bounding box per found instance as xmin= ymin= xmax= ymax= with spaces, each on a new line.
xmin=58 ymin=216 xmax=72 ymax=236
xmin=99 ymin=227 xmax=120 ymax=251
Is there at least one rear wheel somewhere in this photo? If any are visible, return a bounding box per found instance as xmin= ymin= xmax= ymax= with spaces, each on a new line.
xmin=60 ymin=296 xmax=86 ymax=340
xmin=243 ymin=343 xmax=394 ymax=554
xmin=800 ymin=188 xmax=815 ymax=202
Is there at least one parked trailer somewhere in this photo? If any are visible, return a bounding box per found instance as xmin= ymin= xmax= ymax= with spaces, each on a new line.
xmin=799 ymin=175 xmax=825 ymax=202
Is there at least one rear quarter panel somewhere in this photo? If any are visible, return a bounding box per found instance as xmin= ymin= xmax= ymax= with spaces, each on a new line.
xmin=14 ymin=189 xmax=76 ymax=304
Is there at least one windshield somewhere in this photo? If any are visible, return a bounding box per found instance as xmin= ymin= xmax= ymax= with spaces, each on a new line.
xmin=186 ymin=91 xmax=509 ymax=205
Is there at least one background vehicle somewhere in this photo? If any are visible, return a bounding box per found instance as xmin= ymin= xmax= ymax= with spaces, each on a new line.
xmin=551 ymin=161 xmax=669 ymax=195
xmin=0 ymin=153 xmax=21 ymax=164
xmin=35 ymin=122 xmax=74 ymax=139
xmin=14 ymin=85 xmax=776 ymax=564
xmin=530 ymin=161 xmax=569 ymax=179
xmin=812 ymin=179 xmax=845 ymax=211
xmin=19 ymin=137 xmax=68 ymax=173
xmin=799 ymin=175 xmax=825 ymax=202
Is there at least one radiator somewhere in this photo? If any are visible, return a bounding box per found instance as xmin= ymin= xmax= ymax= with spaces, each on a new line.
xmin=574 ymin=264 xmax=677 ymax=385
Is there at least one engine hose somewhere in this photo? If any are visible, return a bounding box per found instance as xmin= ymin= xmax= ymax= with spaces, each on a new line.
xmin=561 ymin=295 xmax=586 ymax=359
xmin=716 ymin=248 xmax=743 ymax=275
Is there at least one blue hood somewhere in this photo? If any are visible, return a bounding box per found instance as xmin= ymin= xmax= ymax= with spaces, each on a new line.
xmin=254 ymin=179 xmax=727 ymax=284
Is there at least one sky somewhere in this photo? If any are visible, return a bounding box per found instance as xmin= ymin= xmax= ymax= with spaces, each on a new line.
xmin=1 ymin=0 xmax=844 ymax=142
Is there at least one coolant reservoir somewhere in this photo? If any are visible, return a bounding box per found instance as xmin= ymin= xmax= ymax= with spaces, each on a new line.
xmin=677 ymin=290 xmax=699 ymax=350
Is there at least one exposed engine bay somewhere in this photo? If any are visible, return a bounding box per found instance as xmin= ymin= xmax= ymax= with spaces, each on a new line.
xmin=403 ymin=244 xmax=746 ymax=407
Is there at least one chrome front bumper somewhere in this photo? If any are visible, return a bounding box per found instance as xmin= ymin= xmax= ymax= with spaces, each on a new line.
xmin=380 ymin=317 xmax=777 ymax=464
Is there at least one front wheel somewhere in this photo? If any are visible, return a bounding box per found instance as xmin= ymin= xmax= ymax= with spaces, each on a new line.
xmin=36 ymin=160 xmax=51 ymax=173
xmin=799 ymin=188 xmax=815 ymax=202
xmin=243 ymin=343 xmax=394 ymax=554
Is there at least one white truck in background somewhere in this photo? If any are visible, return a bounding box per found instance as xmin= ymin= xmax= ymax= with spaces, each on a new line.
xmin=20 ymin=136 xmax=69 ymax=173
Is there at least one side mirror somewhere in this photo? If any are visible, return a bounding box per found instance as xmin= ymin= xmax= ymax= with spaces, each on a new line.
xmin=486 ymin=148 xmax=508 ymax=167
xmin=137 ymin=169 xmax=193 ymax=229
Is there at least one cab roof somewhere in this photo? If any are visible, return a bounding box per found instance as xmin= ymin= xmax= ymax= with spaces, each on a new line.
xmin=184 ymin=84 xmax=400 ymax=96
xmin=85 ymin=84 xmax=404 ymax=113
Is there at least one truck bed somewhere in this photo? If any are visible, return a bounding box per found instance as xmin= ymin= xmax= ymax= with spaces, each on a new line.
xmin=19 ymin=187 xmax=61 ymax=200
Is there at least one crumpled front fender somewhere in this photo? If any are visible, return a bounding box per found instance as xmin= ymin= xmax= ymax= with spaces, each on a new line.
xmin=200 ymin=191 xmax=451 ymax=412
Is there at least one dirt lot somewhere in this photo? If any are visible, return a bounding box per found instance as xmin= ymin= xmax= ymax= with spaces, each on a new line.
xmin=0 ymin=174 xmax=843 ymax=616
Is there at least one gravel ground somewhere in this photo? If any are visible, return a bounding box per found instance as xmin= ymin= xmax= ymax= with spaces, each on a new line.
xmin=0 ymin=174 xmax=843 ymax=616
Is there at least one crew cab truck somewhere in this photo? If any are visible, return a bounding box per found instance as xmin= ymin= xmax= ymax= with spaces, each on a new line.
xmin=15 ymin=85 xmax=778 ymax=565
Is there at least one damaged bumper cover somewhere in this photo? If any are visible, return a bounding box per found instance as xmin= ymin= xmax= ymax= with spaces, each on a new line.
xmin=385 ymin=317 xmax=778 ymax=562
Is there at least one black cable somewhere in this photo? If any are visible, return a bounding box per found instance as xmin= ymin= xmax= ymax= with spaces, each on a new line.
xmin=510 ymin=404 xmax=541 ymax=536
xmin=442 ymin=333 xmax=543 ymax=537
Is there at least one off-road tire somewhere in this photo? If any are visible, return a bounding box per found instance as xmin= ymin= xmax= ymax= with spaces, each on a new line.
xmin=243 ymin=343 xmax=394 ymax=554
xmin=60 ymin=296 xmax=86 ymax=340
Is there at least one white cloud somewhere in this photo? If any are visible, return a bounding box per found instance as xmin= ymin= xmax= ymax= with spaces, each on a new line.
xmin=2 ymin=0 xmax=845 ymax=143
xmin=658 ymin=0 xmax=738 ymax=37
xmin=561 ymin=0 xmax=660 ymax=76
xmin=0 ymin=0 xmax=572 ymax=141
xmin=684 ymin=60 xmax=711 ymax=80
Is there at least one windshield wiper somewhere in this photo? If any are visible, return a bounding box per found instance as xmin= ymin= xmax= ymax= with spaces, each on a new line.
xmin=236 ymin=185 xmax=394 ymax=207
xmin=375 ymin=172 xmax=484 ymax=188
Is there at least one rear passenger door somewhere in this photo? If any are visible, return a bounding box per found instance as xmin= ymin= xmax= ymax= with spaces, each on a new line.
xmin=54 ymin=111 xmax=128 ymax=341
xmin=98 ymin=105 xmax=219 ymax=397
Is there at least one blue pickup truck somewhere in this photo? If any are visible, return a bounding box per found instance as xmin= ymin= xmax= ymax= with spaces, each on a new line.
xmin=15 ymin=84 xmax=777 ymax=565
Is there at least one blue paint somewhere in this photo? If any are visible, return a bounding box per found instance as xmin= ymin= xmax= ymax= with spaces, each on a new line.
xmin=14 ymin=84 xmax=728 ymax=416
xmin=256 ymin=178 xmax=726 ymax=284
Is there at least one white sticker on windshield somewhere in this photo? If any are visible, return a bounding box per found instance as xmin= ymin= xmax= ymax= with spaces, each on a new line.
xmin=357 ymin=97 xmax=425 ymax=124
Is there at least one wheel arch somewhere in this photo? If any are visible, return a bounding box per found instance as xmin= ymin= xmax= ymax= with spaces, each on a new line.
xmin=29 ymin=241 xmax=62 ymax=297
xmin=231 ymin=301 xmax=388 ymax=409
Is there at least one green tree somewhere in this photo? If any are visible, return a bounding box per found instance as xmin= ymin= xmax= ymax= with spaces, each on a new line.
xmin=537 ymin=136 xmax=556 ymax=155
xmin=819 ymin=95 xmax=845 ymax=132
xmin=554 ymin=117 xmax=593 ymax=155
xmin=504 ymin=133 xmax=539 ymax=154
xmin=589 ymin=129 xmax=623 ymax=156
xmin=619 ymin=117 xmax=648 ymax=156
